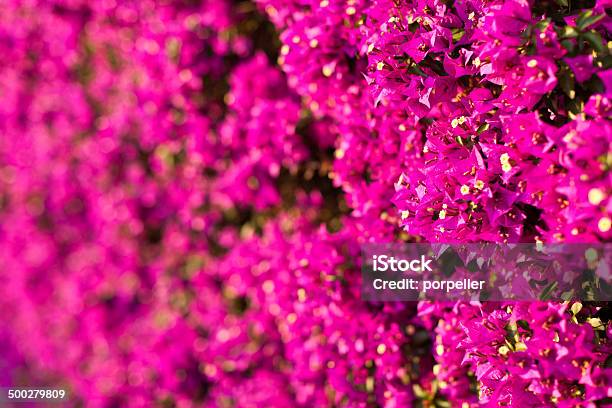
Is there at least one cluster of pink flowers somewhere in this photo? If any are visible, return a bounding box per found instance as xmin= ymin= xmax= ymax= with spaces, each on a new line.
xmin=0 ymin=0 xmax=610 ymax=406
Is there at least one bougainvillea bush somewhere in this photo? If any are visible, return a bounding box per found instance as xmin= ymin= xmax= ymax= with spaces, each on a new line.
xmin=0 ymin=0 xmax=611 ymax=406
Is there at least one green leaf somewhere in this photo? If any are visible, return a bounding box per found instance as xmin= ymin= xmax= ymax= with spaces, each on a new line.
xmin=566 ymin=97 xmax=583 ymax=115
xmin=539 ymin=281 xmax=558 ymax=300
xmin=476 ymin=123 xmax=489 ymax=134
xmin=558 ymin=65 xmax=575 ymax=98
xmin=452 ymin=28 xmax=465 ymax=42
xmin=412 ymin=384 xmax=428 ymax=399
xmin=588 ymin=317 xmax=605 ymax=330
xmin=560 ymin=26 xmax=579 ymax=39
xmin=600 ymin=54 xmax=612 ymax=70
xmin=436 ymin=400 xmax=452 ymax=408
xmin=582 ymin=31 xmax=606 ymax=54
xmin=554 ymin=0 xmax=568 ymax=7
xmin=560 ymin=39 xmax=576 ymax=55
xmin=576 ymin=11 xmax=594 ymax=28
xmin=409 ymin=64 xmax=428 ymax=77
xmin=561 ymin=290 xmax=575 ymax=301
xmin=535 ymin=19 xmax=551 ymax=32
xmin=517 ymin=320 xmax=531 ymax=331
xmin=577 ymin=11 xmax=604 ymax=31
